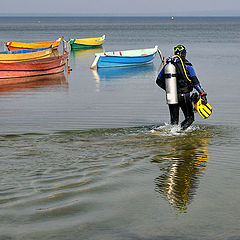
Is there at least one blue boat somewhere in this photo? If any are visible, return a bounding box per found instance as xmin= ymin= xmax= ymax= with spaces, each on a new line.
xmin=90 ymin=46 xmax=159 ymax=69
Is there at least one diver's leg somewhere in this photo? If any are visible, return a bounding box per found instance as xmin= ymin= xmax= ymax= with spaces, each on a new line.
xmin=179 ymin=93 xmax=194 ymax=130
xmin=168 ymin=104 xmax=179 ymax=125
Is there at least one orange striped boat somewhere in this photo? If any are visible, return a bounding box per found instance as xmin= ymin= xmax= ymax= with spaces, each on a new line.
xmin=5 ymin=38 xmax=61 ymax=51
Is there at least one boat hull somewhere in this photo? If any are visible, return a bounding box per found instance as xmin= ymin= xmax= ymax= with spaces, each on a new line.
xmin=97 ymin=53 xmax=157 ymax=68
xmin=71 ymin=44 xmax=103 ymax=50
xmin=91 ymin=46 xmax=158 ymax=69
xmin=0 ymin=52 xmax=68 ymax=82
xmin=5 ymin=38 xmax=61 ymax=51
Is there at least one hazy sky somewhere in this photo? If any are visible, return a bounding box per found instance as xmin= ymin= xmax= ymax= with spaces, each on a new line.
xmin=1 ymin=0 xmax=240 ymax=16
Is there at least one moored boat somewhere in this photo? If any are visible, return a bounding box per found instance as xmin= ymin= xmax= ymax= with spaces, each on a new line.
xmin=90 ymin=46 xmax=159 ymax=69
xmin=69 ymin=35 xmax=105 ymax=50
xmin=0 ymin=51 xmax=69 ymax=83
xmin=0 ymin=47 xmax=54 ymax=63
xmin=5 ymin=38 xmax=62 ymax=51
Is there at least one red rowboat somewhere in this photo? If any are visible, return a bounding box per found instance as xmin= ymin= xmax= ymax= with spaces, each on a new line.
xmin=0 ymin=52 xmax=69 ymax=85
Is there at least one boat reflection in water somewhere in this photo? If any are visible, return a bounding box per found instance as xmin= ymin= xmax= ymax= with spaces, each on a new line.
xmin=91 ymin=64 xmax=157 ymax=92
xmin=0 ymin=72 xmax=68 ymax=93
xmin=91 ymin=64 xmax=155 ymax=82
xmin=152 ymin=132 xmax=210 ymax=213
xmin=70 ymin=47 xmax=103 ymax=63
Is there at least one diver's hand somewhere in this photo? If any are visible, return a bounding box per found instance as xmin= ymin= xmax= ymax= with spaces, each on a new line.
xmin=201 ymin=93 xmax=208 ymax=105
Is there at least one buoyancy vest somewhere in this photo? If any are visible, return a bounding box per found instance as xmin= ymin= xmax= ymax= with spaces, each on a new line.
xmin=170 ymin=56 xmax=193 ymax=94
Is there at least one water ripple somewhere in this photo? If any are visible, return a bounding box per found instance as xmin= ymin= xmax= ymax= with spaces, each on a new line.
xmin=0 ymin=123 xmax=239 ymax=239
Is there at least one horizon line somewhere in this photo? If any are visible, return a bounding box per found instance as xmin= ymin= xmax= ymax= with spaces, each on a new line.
xmin=0 ymin=14 xmax=240 ymax=17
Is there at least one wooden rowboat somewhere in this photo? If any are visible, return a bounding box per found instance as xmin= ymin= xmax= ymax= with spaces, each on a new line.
xmin=0 ymin=52 xmax=69 ymax=83
xmin=90 ymin=46 xmax=159 ymax=69
xmin=0 ymin=47 xmax=54 ymax=63
xmin=5 ymin=38 xmax=62 ymax=51
xmin=69 ymin=35 xmax=105 ymax=50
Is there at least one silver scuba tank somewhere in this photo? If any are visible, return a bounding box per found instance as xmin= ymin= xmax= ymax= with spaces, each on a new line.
xmin=164 ymin=61 xmax=178 ymax=104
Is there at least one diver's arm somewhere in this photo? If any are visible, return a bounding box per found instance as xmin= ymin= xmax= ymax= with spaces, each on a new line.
xmin=187 ymin=64 xmax=207 ymax=95
xmin=156 ymin=67 xmax=166 ymax=90
xmin=187 ymin=64 xmax=208 ymax=104
xmin=194 ymin=83 xmax=207 ymax=96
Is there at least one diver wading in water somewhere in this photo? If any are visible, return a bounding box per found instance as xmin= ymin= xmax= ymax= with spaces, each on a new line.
xmin=156 ymin=45 xmax=211 ymax=130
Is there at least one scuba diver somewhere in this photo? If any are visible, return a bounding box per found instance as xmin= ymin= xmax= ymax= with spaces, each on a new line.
xmin=156 ymin=45 xmax=208 ymax=130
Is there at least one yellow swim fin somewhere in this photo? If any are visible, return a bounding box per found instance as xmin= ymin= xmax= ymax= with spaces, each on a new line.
xmin=192 ymin=94 xmax=212 ymax=119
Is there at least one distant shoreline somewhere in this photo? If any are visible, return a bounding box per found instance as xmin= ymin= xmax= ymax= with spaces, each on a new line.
xmin=0 ymin=15 xmax=240 ymax=18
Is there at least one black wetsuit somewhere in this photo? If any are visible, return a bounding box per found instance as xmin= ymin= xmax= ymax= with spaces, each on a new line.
xmin=156 ymin=57 xmax=200 ymax=130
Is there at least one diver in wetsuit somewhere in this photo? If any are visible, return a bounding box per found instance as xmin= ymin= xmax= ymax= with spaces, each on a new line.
xmin=156 ymin=45 xmax=208 ymax=130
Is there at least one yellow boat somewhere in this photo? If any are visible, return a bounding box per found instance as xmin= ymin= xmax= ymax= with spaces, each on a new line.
xmin=5 ymin=38 xmax=61 ymax=51
xmin=69 ymin=35 xmax=105 ymax=50
xmin=0 ymin=47 xmax=54 ymax=63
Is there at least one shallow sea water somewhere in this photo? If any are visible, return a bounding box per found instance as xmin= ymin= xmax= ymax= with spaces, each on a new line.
xmin=0 ymin=17 xmax=239 ymax=240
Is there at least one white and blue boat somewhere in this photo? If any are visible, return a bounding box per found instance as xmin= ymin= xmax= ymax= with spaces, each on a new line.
xmin=90 ymin=46 xmax=159 ymax=69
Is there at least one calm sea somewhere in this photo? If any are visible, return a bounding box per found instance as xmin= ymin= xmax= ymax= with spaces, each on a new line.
xmin=0 ymin=17 xmax=239 ymax=240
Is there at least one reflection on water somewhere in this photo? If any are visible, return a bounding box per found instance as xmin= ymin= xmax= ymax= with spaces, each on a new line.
xmin=93 ymin=64 xmax=155 ymax=81
xmin=1 ymin=124 xmax=236 ymax=239
xmin=151 ymin=127 xmax=210 ymax=213
xmin=91 ymin=64 xmax=157 ymax=92
xmin=0 ymin=72 xmax=68 ymax=94
xmin=70 ymin=47 xmax=103 ymax=62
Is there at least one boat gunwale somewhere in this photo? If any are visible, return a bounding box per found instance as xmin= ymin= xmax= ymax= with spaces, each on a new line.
xmin=95 ymin=46 xmax=158 ymax=58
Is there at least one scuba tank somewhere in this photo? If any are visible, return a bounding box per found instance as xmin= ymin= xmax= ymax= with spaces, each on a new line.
xmin=164 ymin=60 xmax=178 ymax=104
